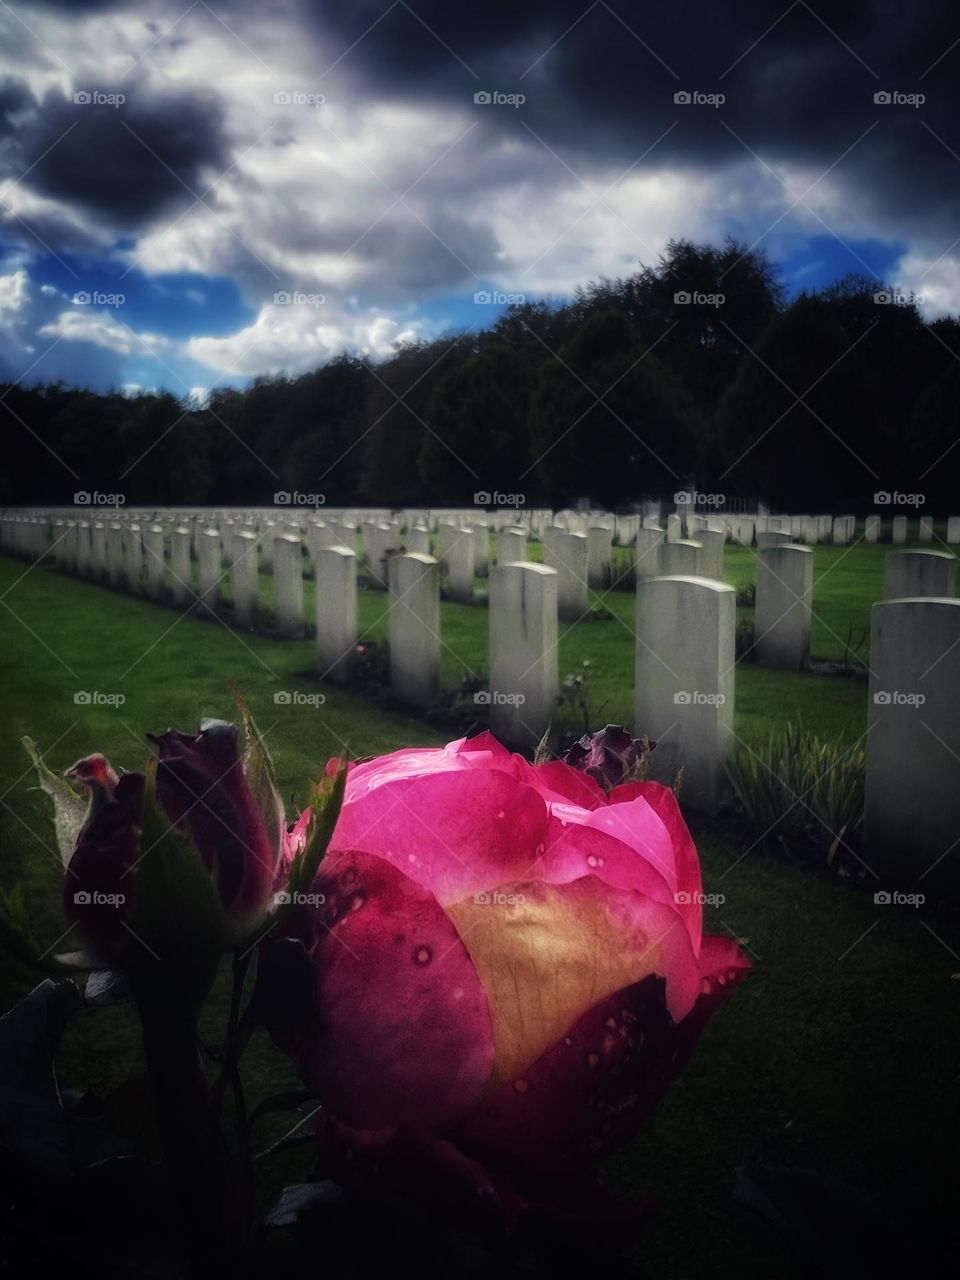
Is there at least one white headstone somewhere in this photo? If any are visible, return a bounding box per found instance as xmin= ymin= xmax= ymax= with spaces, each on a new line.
xmin=660 ymin=539 xmax=703 ymax=577
xmin=892 ymin=516 xmax=908 ymax=544
xmin=170 ymin=527 xmax=192 ymax=606
xmin=754 ymin=545 xmax=814 ymax=669
xmin=587 ymin=525 xmax=613 ymax=589
xmin=231 ymin=530 xmax=259 ymax=628
xmin=864 ymin=514 xmax=881 ymax=544
xmin=489 ymin=562 xmax=559 ymax=751
xmin=272 ymin=534 xmax=305 ymax=637
xmin=315 ymin=545 xmax=358 ymax=682
xmin=865 ymin=598 xmax=960 ymax=897
xmin=498 ymin=526 xmax=527 ymax=563
xmin=197 ymin=528 xmax=222 ymax=615
xmin=635 ymin=576 xmax=735 ymax=814
xmin=551 ymin=530 xmax=589 ymax=620
xmin=438 ymin=525 xmax=475 ymax=602
xmin=388 ymin=552 xmax=441 ymax=708
xmin=883 ymin=550 xmax=955 ymax=599
xmin=142 ymin=525 xmax=166 ymax=601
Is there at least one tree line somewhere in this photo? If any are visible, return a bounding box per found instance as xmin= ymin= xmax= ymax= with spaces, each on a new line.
xmin=4 ymin=239 xmax=959 ymax=512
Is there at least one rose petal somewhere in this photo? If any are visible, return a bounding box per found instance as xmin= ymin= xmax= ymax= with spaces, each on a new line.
xmin=331 ymin=767 xmax=549 ymax=905
xmin=445 ymin=876 xmax=701 ymax=1090
xmin=453 ymin=936 xmax=750 ymax=1174
xmin=277 ymin=851 xmax=495 ymax=1132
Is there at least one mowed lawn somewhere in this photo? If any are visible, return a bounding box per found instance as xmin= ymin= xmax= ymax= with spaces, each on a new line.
xmin=1 ymin=541 xmax=958 ymax=1278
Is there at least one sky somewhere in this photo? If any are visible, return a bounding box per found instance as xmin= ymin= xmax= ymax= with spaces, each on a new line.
xmin=0 ymin=0 xmax=957 ymax=399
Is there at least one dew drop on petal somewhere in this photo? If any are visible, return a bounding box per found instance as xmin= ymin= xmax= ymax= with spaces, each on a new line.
xmin=414 ymin=945 xmax=432 ymax=965
xmin=586 ymin=1051 xmax=600 ymax=1069
xmin=513 ymin=1078 xmax=529 ymax=1093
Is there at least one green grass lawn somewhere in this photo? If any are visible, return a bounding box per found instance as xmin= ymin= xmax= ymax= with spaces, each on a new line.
xmin=1 ymin=543 xmax=958 ymax=1277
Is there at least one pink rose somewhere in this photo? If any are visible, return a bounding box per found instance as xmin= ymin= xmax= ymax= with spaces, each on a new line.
xmin=265 ymin=732 xmax=749 ymax=1213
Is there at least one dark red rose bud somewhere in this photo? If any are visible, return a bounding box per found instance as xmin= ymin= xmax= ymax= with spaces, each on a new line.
xmin=150 ymin=719 xmax=278 ymax=929
xmin=63 ymin=760 xmax=144 ymax=962
xmin=563 ymin=725 xmax=655 ymax=792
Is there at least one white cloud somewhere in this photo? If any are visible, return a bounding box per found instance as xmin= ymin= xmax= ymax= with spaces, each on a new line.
xmin=185 ymin=299 xmax=423 ymax=376
xmin=38 ymin=307 xmax=171 ymax=356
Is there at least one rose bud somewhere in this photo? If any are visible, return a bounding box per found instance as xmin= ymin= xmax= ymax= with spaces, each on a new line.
xmin=264 ymin=732 xmax=749 ymax=1220
xmin=150 ymin=719 xmax=281 ymax=934
xmin=61 ymin=753 xmax=144 ymax=962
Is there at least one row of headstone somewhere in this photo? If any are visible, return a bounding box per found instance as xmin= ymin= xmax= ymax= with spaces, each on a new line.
xmin=4 ymin=510 xmax=960 ymax=882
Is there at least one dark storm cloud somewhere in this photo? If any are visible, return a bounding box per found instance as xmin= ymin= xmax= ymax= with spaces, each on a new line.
xmin=308 ymin=1 xmax=960 ymax=236
xmin=4 ymin=84 xmax=231 ymax=227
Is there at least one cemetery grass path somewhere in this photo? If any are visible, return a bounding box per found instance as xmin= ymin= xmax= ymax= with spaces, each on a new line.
xmin=1 ymin=554 xmax=958 ymax=1278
